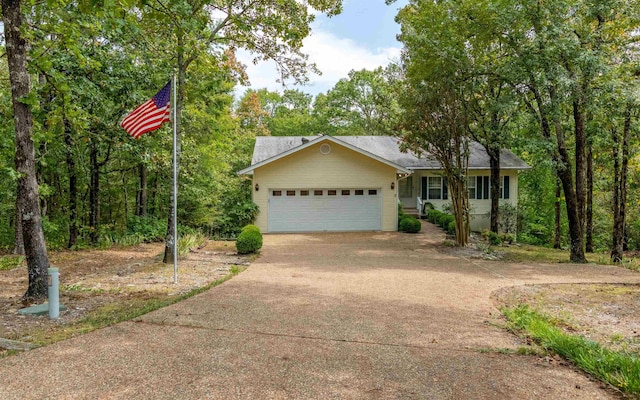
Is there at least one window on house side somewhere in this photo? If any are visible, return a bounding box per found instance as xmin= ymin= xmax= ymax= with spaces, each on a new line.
xmin=467 ymin=178 xmax=476 ymax=200
xmin=428 ymin=177 xmax=442 ymax=200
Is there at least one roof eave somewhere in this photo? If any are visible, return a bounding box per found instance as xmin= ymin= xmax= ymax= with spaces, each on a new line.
xmin=237 ymin=135 xmax=412 ymax=175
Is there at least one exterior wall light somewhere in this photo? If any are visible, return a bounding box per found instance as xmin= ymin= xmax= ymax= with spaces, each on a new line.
xmin=391 ymin=182 xmax=395 ymax=190
xmin=255 ymin=183 xmax=259 ymax=191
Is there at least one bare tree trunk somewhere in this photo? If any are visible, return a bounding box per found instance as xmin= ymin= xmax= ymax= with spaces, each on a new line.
xmin=611 ymin=105 xmax=631 ymax=262
xmin=554 ymin=177 xmax=561 ymax=249
xmin=3 ymin=0 xmax=50 ymax=300
xmin=585 ymin=143 xmax=593 ymax=253
xmin=136 ymin=164 xmax=147 ymax=217
xmin=89 ymin=141 xmax=100 ymax=245
xmin=65 ymin=120 xmax=78 ymax=249
xmin=554 ymin=118 xmax=586 ymax=263
xmin=488 ymin=146 xmax=500 ymax=233
xmin=14 ymin=194 xmax=25 ymax=255
xmin=573 ymin=100 xmax=587 ymax=242
xmin=121 ymin=166 xmax=129 ymax=223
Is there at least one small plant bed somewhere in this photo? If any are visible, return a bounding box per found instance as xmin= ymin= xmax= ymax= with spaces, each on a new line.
xmin=0 ymin=241 xmax=251 ymax=355
xmin=424 ymin=208 xmax=455 ymax=236
xmin=495 ymin=284 xmax=640 ymax=395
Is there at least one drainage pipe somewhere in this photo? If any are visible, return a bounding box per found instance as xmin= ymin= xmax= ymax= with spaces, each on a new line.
xmin=48 ymin=267 xmax=59 ymax=319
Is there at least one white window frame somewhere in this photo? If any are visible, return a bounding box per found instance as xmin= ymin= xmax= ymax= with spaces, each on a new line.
xmin=428 ymin=176 xmax=442 ymax=200
xmin=468 ymin=177 xmax=476 ymax=200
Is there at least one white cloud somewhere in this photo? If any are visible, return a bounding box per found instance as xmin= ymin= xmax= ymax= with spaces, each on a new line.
xmin=235 ymin=28 xmax=401 ymax=98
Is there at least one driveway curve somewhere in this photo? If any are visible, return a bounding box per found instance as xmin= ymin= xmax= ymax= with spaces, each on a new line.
xmin=1 ymin=223 xmax=638 ymax=399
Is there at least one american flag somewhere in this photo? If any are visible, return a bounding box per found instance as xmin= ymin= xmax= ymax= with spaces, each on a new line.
xmin=121 ymin=81 xmax=171 ymax=139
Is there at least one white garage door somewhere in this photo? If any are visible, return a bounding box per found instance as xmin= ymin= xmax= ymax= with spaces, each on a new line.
xmin=268 ymin=189 xmax=382 ymax=232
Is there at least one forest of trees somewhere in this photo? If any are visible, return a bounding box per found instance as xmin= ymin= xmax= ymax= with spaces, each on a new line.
xmin=2 ymin=0 xmax=639 ymax=299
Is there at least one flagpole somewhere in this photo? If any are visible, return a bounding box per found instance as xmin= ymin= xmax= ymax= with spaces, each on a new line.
xmin=172 ymin=72 xmax=178 ymax=285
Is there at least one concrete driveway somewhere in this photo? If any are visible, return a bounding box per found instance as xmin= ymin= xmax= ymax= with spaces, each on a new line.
xmin=1 ymin=223 xmax=638 ymax=399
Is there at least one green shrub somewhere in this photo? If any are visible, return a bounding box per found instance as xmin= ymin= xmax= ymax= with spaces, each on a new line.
xmin=447 ymin=220 xmax=456 ymax=236
xmin=126 ymin=216 xmax=166 ymax=242
xmin=426 ymin=209 xmax=440 ymax=223
xmin=236 ymin=225 xmax=263 ymax=254
xmin=488 ymin=231 xmax=502 ymax=245
xmin=439 ymin=215 xmax=455 ymax=229
xmin=398 ymin=203 xmax=405 ymax=218
xmin=178 ymin=232 xmax=207 ymax=256
xmin=500 ymin=233 xmax=515 ymax=244
xmin=241 ymin=224 xmax=261 ymax=233
xmin=399 ymin=216 xmax=422 ymax=233
xmin=0 ymin=255 xmax=24 ymax=271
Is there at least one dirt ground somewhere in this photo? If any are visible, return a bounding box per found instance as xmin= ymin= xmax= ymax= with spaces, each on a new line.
xmin=493 ymin=283 xmax=640 ymax=354
xmin=0 ymin=241 xmax=250 ymax=346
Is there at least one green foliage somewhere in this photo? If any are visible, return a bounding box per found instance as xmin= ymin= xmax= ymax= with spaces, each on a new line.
xmin=178 ymin=232 xmax=207 ymax=256
xmin=314 ymin=66 xmax=403 ymax=136
xmin=504 ymin=305 xmax=640 ymax=394
xmin=500 ymin=233 xmax=515 ymax=245
xmin=126 ymin=216 xmax=166 ymax=242
xmin=0 ymin=255 xmax=24 ymax=271
xmin=241 ymin=225 xmax=261 ymax=234
xmin=236 ymin=225 xmax=263 ymax=254
xmin=425 ymin=208 xmax=456 ymax=236
xmin=487 ymin=231 xmax=502 ymax=246
xmin=399 ymin=216 xmax=421 ymax=233
xmin=447 ymin=220 xmax=456 ymax=236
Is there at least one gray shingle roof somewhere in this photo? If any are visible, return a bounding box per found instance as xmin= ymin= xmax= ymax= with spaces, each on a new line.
xmin=248 ymin=135 xmax=530 ymax=171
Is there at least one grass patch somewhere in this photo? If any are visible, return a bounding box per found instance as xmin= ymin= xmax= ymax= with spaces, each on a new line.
xmin=23 ymin=265 xmax=246 ymax=347
xmin=0 ymin=255 xmax=24 ymax=271
xmin=500 ymin=245 xmax=570 ymax=264
xmin=501 ymin=245 xmax=640 ymax=270
xmin=503 ymin=304 xmax=640 ymax=394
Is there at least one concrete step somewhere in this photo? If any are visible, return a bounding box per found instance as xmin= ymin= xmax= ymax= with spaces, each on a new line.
xmin=402 ymin=208 xmax=420 ymax=218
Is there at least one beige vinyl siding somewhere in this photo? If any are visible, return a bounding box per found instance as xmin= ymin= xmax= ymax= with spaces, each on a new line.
xmin=252 ymin=140 xmax=398 ymax=232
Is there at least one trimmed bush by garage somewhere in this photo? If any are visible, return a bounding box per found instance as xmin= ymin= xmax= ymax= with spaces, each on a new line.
xmin=399 ymin=215 xmax=422 ymax=233
xmin=236 ymin=225 xmax=263 ymax=254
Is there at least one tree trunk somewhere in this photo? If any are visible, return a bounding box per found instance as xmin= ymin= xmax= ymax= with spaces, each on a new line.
xmin=14 ymin=194 xmax=25 ymax=255
xmin=89 ymin=141 xmax=100 ymax=245
xmin=488 ymin=146 xmax=500 ymax=233
xmin=611 ymin=105 xmax=631 ymax=262
xmin=554 ymin=176 xmax=561 ymax=249
xmin=573 ymin=99 xmax=587 ymax=244
xmin=148 ymin=173 xmax=158 ymax=216
xmin=3 ymin=0 xmax=50 ymax=301
xmin=585 ymin=143 xmax=593 ymax=253
xmin=65 ymin=120 xmax=78 ymax=249
xmin=122 ymin=167 xmax=129 ymax=223
xmin=554 ymin=119 xmax=586 ymax=263
xmin=136 ymin=163 xmax=148 ymax=217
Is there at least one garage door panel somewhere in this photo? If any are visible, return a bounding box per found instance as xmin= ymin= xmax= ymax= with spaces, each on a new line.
xmin=268 ymin=189 xmax=381 ymax=232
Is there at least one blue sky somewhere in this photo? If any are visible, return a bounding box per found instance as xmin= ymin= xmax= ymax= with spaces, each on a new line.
xmin=236 ymin=0 xmax=408 ymax=98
